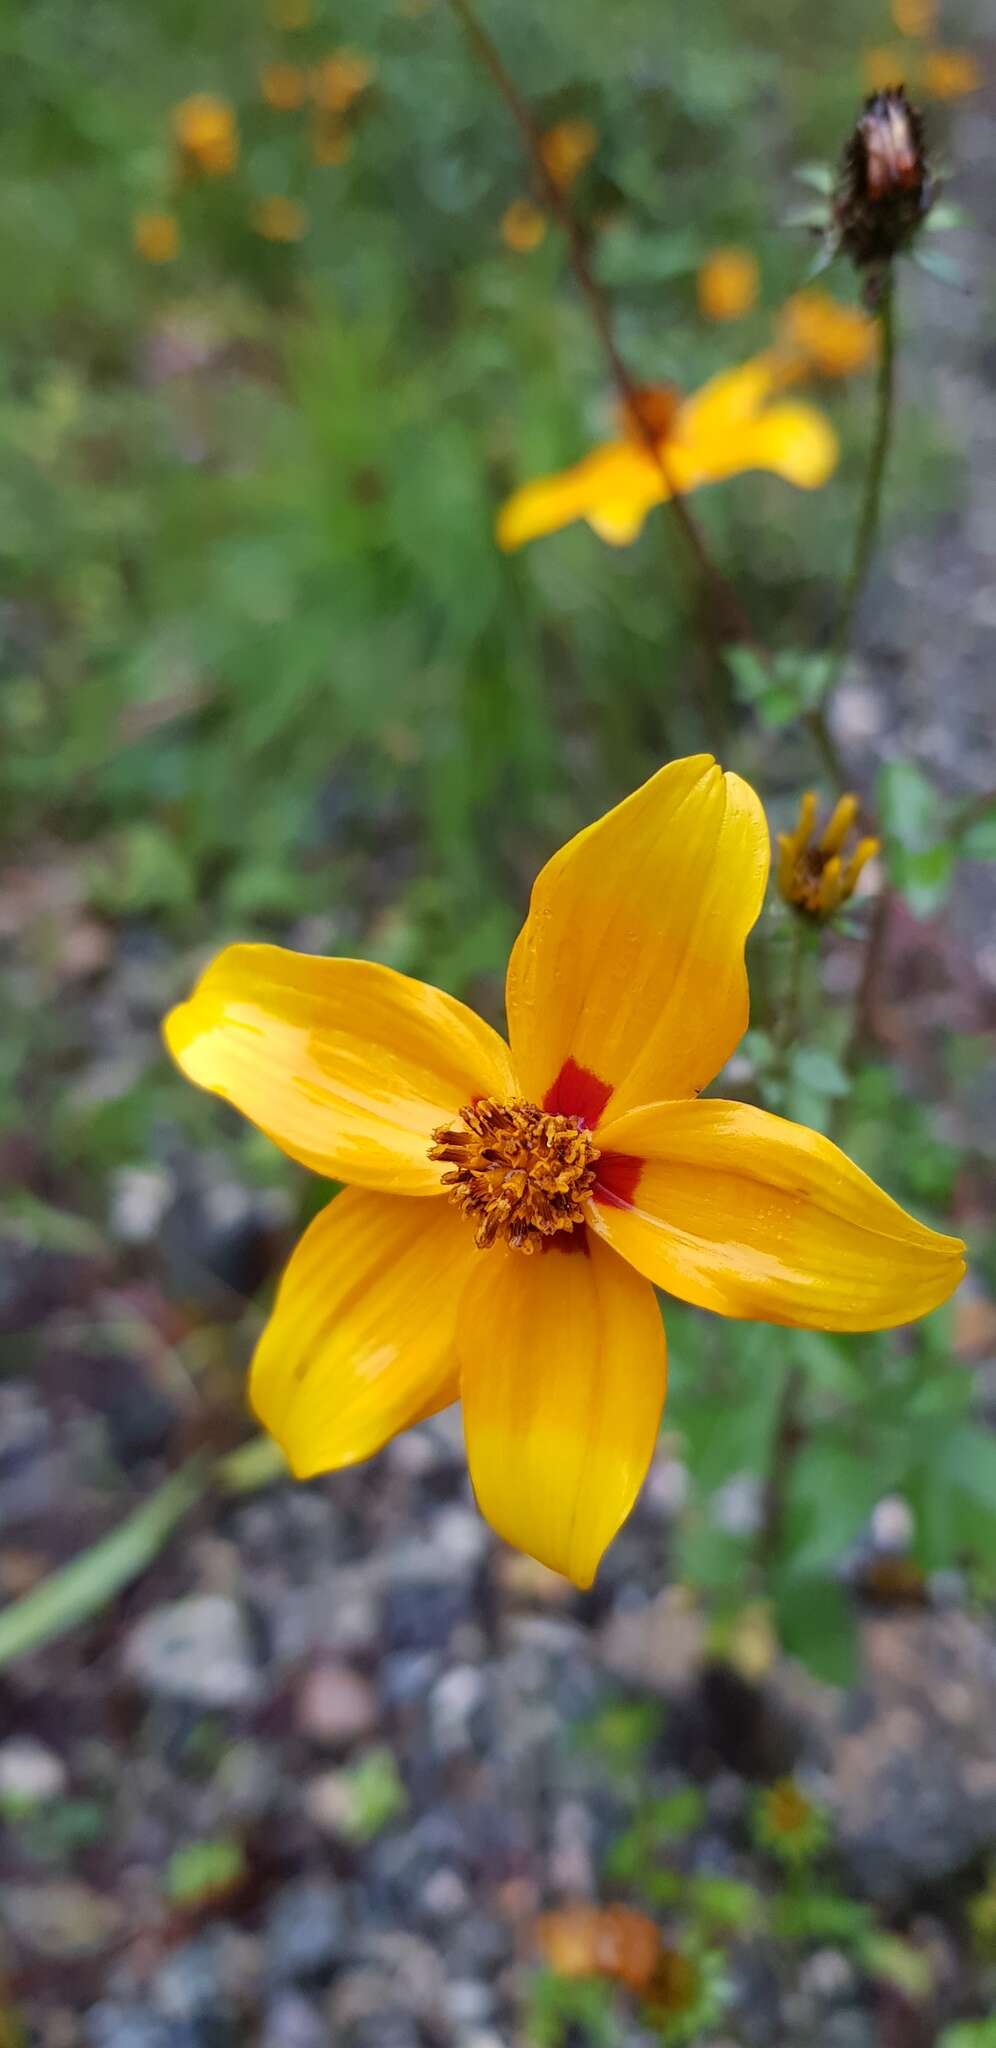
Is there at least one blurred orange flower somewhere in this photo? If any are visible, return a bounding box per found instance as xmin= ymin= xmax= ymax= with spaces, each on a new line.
xmin=539 ymin=117 xmax=598 ymax=191
xmin=922 ymin=47 xmax=983 ymax=98
xmin=312 ymin=50 xmax=375 ymax=113
xmin=133 ymin=212 xmax=180 ymax=264
xmin=861 ymin=46 xmax=908 ymax=93
xmin=501 ymin=198 xmax=548 ymax=252
xmin=776 ymin=289 xmax=878 ymax=381
xmin=697 ymin=246 xmax=759 ymax=322
xmin=892 ymin=0 xmax=935 ymax=33
xmin=536 ymin=1905 xmax=662 ymax=1992
xmin=250 ymin=195 xmax=308 ymax=242
xmin=260 ymin=61 xmax=308 ymax=111
xmin=267 ymin=0 xmax=313 ymax=23
xmin=497 ymin=355 xmax=838 ymax=552
xmin=173 ymin=93 xmax=238 ymax=178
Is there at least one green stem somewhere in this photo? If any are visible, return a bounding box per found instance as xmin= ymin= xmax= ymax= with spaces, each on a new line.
xmin=812 ymin=277 xmax=898 ymax=763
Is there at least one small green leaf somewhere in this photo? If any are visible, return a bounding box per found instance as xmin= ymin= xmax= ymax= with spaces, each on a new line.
xmin=166 ymin=1837 xmax=246 ymax=1907
xmin=774 ymin=1575 xmax=858 ymax=1688
xmin=0 ymin=1460 xmax=207 ymax=1669
xmin=794 ymin=161 xmax=835 ymax=194
xmin=877 ymin=759 xmax=940 ymax=851
xmin=861 ymin=1931 xmax=932 ymax=2000
xmin=790 ymin=1047 xmax=850 ymax=1099
xmin=961 ymin=809 xmax=996 ymax=859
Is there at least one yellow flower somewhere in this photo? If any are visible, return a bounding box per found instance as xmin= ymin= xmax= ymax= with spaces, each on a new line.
xmin=922 ymin=48 xmax=983 ymax=99
xmin=697 ymin=246 xmax=759 ymax=323
xmin=501 ymin=197 xmax=548 ymax=252
xmin=173 ymin=93 xmax=238 ymax=178
xmin=539 ymin=118 xmax=598 ymax=192
xmin=777 ymin=791 xmax=880 ymax=920
xmin=312 ymin=50 xmax=375 ymax=113
xmin=496 ymin=356 xmax=838 ymax=552
xmin=268 ymin=0 xmax=313 ymax=24
xmin=755 ymin=1778 xmax=828 ymax=1865
xmin=775 ymin=289 xmax=878 ymax=381
xmin=133 ymin=212 xmax=179 ymax=264
xmin=260 ymin=61 xmax=308 ymax=111
xmin=892 ymin=0 xmax=934 ymax=33
xmin=250 ymin=195 xmax=308 ymax=242
xmin=164 ymin=758 xmax=964 ymax=1586
xmin=861 ymin=46 xmax=909 ymax=93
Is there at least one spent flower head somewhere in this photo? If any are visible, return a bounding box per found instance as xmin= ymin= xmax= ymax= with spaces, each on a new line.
xmin=777 ymin=791 xmax=879 ymax=922
xmin=834 ymin=87 xmax=933 ymax=280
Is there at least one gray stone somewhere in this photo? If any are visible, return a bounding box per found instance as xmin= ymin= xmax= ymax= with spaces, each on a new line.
xmin=0 ymin=1735 xmax=67 ymax=1809
xmin=85 ymin=2007 xmax=172 ymax=2048
xmin=296 ymin=1661 xmax=379 ymax=1749
xmin=264 ymin=1877 xmax=347 ymax=1986
xmin=122 ymin=1594 xmax=261 ymax=1708
xmin=260 ymin=1992 xmax=327 ymax=2048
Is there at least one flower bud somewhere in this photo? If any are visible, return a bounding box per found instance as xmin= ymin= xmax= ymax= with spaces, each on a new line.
xmin=833 ymin=87 xmax=932 ymax=273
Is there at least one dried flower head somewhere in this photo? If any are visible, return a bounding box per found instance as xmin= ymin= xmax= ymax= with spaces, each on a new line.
xmin=834 ymin=87 xmax=932 ymax=272
xmin=777 ymin=792 xmax=879 ymax=922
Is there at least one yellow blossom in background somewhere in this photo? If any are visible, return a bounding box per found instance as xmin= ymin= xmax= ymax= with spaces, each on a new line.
xmin=260 ymin=61 xmax=308 ymax=111
xmin=539 ymin=117 xmax=598 ymax=191
xmin=165 ymin=756 xmax=963 ymax=1586
xmin=173 ymin=93 xmax=238 ymax=178
xmin=892 ymin=0 xmax=935 ymax=32
xmin=501 ymin=197 xmax=548 ymax=252
xmin=776 ymin=289 xmax=878 ymax=381
xmin=755 ymin=1779 xmax=829 ymax=1866
xmin=777 ymin=791 xmax=880 ymax=921
xmin=132 ymin=212 xmax=179 ymax=264
xmin=922 ymin=48 xmax=983 ymax=99
xmin=267 ymin=0 xmax=313 ymax=25
xmin=312 ymin=50 xmax=375 ymax=113
xmin=312 ymin=114 xmax=354 ymax=165
xmin=250 ymin=195 xmax=308 ymax=242
xmin=697 ymin=245 xmax=759 ymax=322
xmin=497 ymin=355 xmax=838 ymax=552
xmin=861 ymin=46 xmax=909 ymax=93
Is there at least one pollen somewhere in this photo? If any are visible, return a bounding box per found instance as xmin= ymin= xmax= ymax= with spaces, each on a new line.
xmin=429 ymin=1097 xmax=599 ymax=1253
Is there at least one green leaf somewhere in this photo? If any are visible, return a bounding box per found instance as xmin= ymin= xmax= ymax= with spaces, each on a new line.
xmin=961 ymin=809 xmax=996 ymax=859
xmin=890 ymin=841 xmax=956 ymax=919
xmin=794 ymin=162 xmax=835 ymax=194
xmin=165 ymin=1837 xmax=246 ymax=1906
xmin=772 ymin=1889 xmax=871 ymax=1945
xmin=790 ymin=1046 xmax=850 ymax=1099
xmin=877 ymin=759 xmax=941 ymax=851
xmin=0 ymin=1460 xmax=207 ymax=1669
xmin=773 ymin=1575 xmax=858 ymax=1688
xmin=861 ymin=1932 xmax=932 ymax=2000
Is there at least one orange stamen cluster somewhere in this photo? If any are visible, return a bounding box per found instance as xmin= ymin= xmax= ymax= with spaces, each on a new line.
xmin=430 ymin=1097 xmax=599 ymax=1252
xmin=777 ymin=791 xmax=879 ymax=920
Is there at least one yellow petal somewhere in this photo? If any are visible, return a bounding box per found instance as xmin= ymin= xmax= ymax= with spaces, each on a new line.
xmin=690 ymin=401 xmax=839 ymax=491
xmin=505 ymin=755 xmax=769 ymax=1125
xmin=820 ymin=793 xmax=860 ymax=854
xmin=164 ymin=943 xmax=515 ymax=1193
xmin=589 ymin=1098 xmax=965 ymax=1331
xmin=250 ymin=1187 xmax=475 ymax=1473
xmin=496 ymin=440 xmax=658 ymax=552
xmin=675 ymin=354 xmax=779 ymax=442
xmin=459 ymin=1232 xmax=666 ymax=1586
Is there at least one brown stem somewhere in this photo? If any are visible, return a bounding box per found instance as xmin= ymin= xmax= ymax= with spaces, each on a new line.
xmin=444 ymin=0 xmax=758 ymax=653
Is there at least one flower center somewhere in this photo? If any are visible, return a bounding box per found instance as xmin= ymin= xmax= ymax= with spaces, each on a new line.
xmin=429 ymin=1097 xmax=600 ymax=1254
xmin=793 ymin=844 xmax=828 ymax=913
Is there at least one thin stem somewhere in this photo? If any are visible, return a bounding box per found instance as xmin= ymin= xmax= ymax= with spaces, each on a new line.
xmin=814 ymin=277 xmax=898 ymax=739
xmin=444 ymin=0 xmax=758 ymax=653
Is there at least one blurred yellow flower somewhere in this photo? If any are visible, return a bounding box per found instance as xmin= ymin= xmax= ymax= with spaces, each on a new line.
xmin=892 ymin=0 xmax=935 ymax=33
xmin=697 ymin=245 xmax=759 ymax=322
xmin=260 ymin=61 xmax=308 ymax=111
xmin=312 ymin=50 xmax=375 ymax=113
xmin=250 ymin=195 xmax=308 ymax=242
xmin=755 ymin=1778 xmax=829 ymax=1865
xmin=539 ymin=117 xmax=598 ymax=192
xmin=922 ymin=48 xmax=983 ymax=99
xmin=312 ymin=113 xmax=354 ymax=165
xmin=173 ymin=93 xmax=238 ymax=178
xmin=776 ymin=289 xmax=878 ymax=381
xmin=267 ymin=0 xmax=313 ymax=23
xmin=501 ymin=197 xmax=548 ymax=252
xmin=165 ymin=757 xmax=963 ymax=1585
xmin=777 ymin=791 xmax=880 ymax=920
xmin=133 ymin=212 xmax=180 ymax=264
xmin=861 ymin=46 xmax=908 ymax=93
xmin=497 ymin=355 xmax=838 ymax=552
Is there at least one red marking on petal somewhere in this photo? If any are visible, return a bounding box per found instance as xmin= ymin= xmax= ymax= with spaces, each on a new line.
xmin=540 ymin=1224 xmax=590 ymax=1256
xmin=594 ymin=1152 xmax=643 ymax=1210
xmin=543 ymin=1057 xmax=613 ymax=1128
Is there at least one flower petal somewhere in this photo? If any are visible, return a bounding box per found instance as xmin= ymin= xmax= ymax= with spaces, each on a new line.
xmin=164 ymin=944 xmax=516 ymax=1193
xmin=674 ymin=355 xmax=779 ymax=440
xmin=458 ymin=1231 xmax=667 ymax=1587
xmin=250 ymin=1187 xmax=476 ymax=1473
xmin=505 ymin=755 xmax=769 ymax=1123
xmin=589 ymin=1098 xmax=966 ymax=1331
xmin=496 ymin=441 xmax=658 ymax=552
xmin=697 ymin=400 xmax=838 ymax=491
